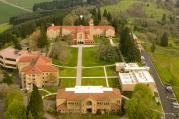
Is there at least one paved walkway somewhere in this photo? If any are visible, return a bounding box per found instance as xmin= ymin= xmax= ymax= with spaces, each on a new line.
xmin=103 ymin=66 xmax=109 ymax=87
xmin=0 ymin=0 xmax=32 ymax=12
xmin=76 ymin=45 xmax=83 ymax=86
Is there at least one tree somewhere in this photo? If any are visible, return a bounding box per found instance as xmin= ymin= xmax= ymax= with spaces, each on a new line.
xmin=125 ymin=84 xmax=161 ymax=119
xmin=161 ymin=14 xmax=167 ymax=25
xmin=119 ymin=27 xmax=140 ymax=62
xmin=99 ymin=17 xmax=109 ymax=25
xmin=151 ymin=41 xmax=156 ymax=53
xmin=97 ymin=8 xmax=101 ymax=21
xmin=5 ymin=99 xmax=27 ymax=119
xmin=107 ymin=12 xmax=112 ymax=23
xmin=103 ymin=9 xmax=108 ymax=17
xmin=160 ymin=32 xmax=168 ymax=47
xmin=12 ymin=35 xmax=22 ymax=50
xmin=27 ymin=85 xmax=43 ymax=119
xmin=38 ymin=26 xmax=48 ymax=48
xmin=97 ymin=43 xmax=119 ymax=63
xmin=27 ymin=111 xmax=34 ymax=119
xmin=51 ymin=39 xmax=71 ymax=65
xmin=63 ymin=14 xmax=75 ymax=25
xmin=3 ymin=73 xmax=13 ymax=84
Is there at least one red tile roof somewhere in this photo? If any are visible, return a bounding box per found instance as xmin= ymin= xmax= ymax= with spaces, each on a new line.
xmin=20 ymin=55 xmax=57 ymax=74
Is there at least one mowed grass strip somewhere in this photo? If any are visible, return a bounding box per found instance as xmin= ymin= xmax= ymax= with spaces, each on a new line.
xmin=82 ymin=67 xmax=105 ymax=77
xmin=106 ymin=66 xmax=116 ymax=76
xmin=60 ymin=78 xmax=76 ymax=88
xmin=82 ymin=78 xmax=106 ymax=87
xmin=0 ymin=2 xmax=27 ymax=23
xmin=59 ymin=68 xmax=76 ymax=77
xmin=108 ymin=78 xmax=119 ymax=88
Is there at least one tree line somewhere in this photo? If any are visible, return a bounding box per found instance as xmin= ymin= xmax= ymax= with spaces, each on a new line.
xmin=0 ymin=10 xmax=68 ymax=49
xmin=33 ymin=0 xmax=118 ymax=11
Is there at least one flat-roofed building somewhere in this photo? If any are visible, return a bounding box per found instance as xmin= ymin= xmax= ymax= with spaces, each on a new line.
xmin=56 ymin=86 xmax=121 ymax=114
xmin=116 ymin=62 xmax=156 ymax=91
xmin=0 ymin=48 xmax=40 ymax=69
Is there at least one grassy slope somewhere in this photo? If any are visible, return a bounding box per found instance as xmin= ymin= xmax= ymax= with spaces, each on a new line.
xmin=0 ymin=23 xmax=11 ymax=33
xmin=102 ymin=0 xmax=170 ymax=20
xmin=143 ymin=38 xmax=179 ymax=101
xmin=0 ymin=2 xmax=27 ymax=23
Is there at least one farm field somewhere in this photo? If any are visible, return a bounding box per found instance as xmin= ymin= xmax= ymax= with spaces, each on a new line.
xmin=5 ymin=0 xmax=53 ymax=9
xmin=0 ymin=2 xmax=27 ymax=23
xmin=0 ymin=23 xmax=11 ymax=33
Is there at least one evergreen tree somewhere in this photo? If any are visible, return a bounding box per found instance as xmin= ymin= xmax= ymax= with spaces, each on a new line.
xmin=97 ymin=8 xmax=101 ymax=21
xmin=27 ymin=84 xmax=43 ymax=119
xmin=112 ymin=18 xmax=120 ymax=35
xmin=160 ymin=32 xmax=168 ymax=47
xmin=103 ymin=9 xmax=108 ymax=17
xmin=107 ymin=12 xmax=112 ymax=23
xmin=38 ymin=26 xmax=48 ymax=48
xmin=119 ymin=27 xmax=140 ymax=62
xmin=13 ymin=37 xmax=22 ymax=50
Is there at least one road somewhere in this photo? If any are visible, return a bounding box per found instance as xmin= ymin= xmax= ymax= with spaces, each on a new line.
xmin=0 ymin=0 xmax=32 ymax=12
xmin=141 ymin=50 xmax=177 ymax=119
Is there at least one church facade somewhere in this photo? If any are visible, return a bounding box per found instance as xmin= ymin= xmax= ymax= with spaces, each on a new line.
xmin=47 ymin=19 xmax=115 ymax=44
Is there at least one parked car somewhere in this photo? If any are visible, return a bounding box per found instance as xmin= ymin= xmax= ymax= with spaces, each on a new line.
xmin=166 ymin=86 xmax=173 ymax=93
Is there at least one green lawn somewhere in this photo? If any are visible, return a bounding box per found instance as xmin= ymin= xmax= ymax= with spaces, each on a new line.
xmin=0 ymin=2 xmax=27 ymax=23
xmin=94 ymin=36 xmax=110 ymax=44
xmin=82 ymin=47 xmax=111 ymax=66
xmin=82 ymin=67 xmax=105 ymax=77
xmin=5 ymin=0 xmax=53 ymax=9
xmin=53 ymin=47 xmax=78 ymax=67
xmin=59 ymin=68 xmax=76 ymax=77
xmin=144 ymin=39 xmax=179 ymax=101
xmin=82 ymin=78 xmax=106 ymax=86
xmin=44 ymin=86 xmax=58 ymax=93
xmin=60 ymin=78 xmax=76 ymax=88
xmin=0 ymin=23 xmax=11 ymax=33
xmin=106 ymin=66 xmax=116 ymax=76
xmin=58 ymin=114 xmax=120 ymax=119
xmin=108 ymin=78 xmax=119 ymax=88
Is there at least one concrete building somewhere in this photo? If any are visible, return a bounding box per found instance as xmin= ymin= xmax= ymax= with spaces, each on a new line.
xmin=116 ymin=63 xmax=156 ymax=91
xmin=47 ymin=18 xmax=115 ymax=44
xmin=18 ymin=54 xmax=59 ymax=90
xmin=56 ymin=86 xmax=121 ymax=114
xmin=0 ymin=48 xmax=40 ymax=69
